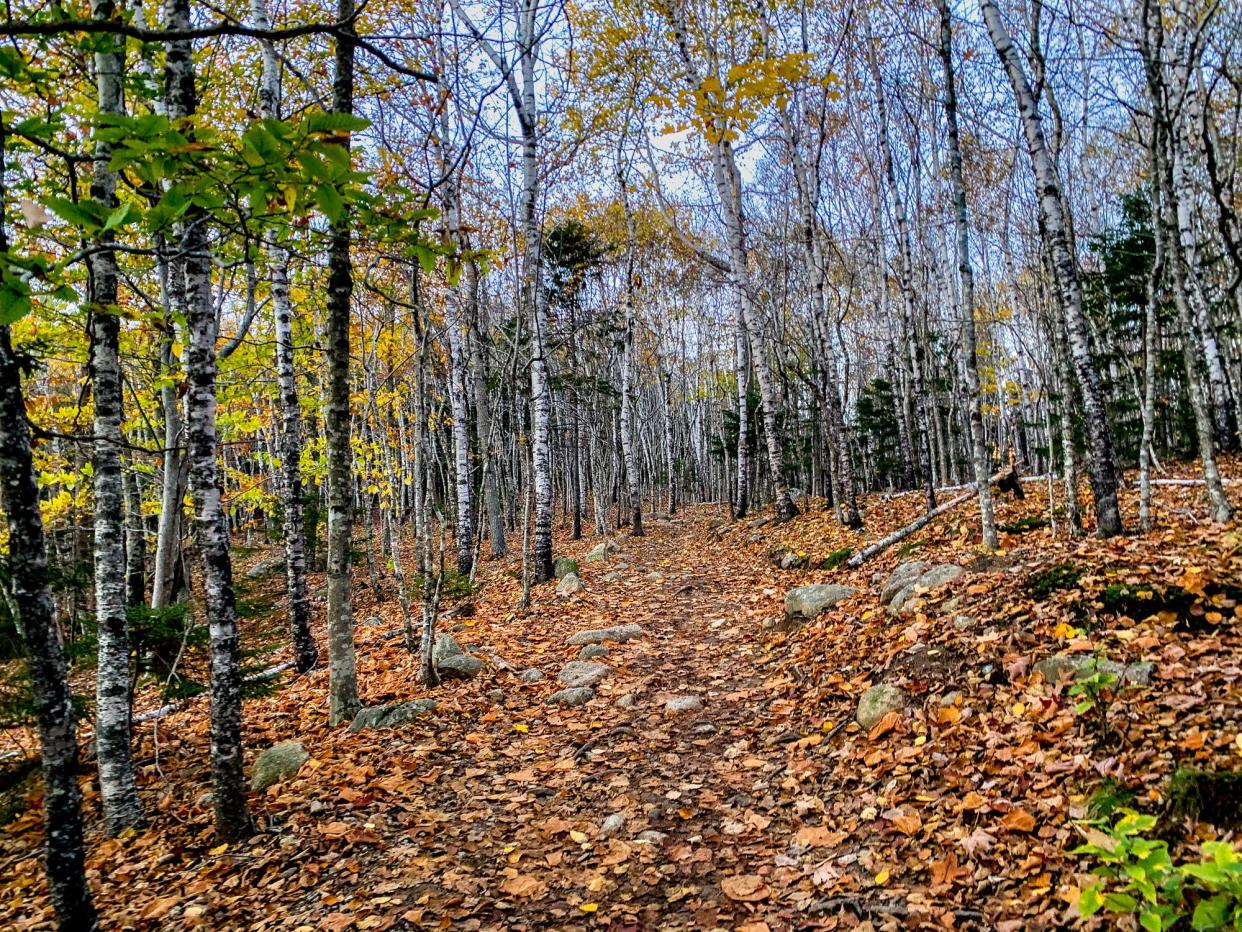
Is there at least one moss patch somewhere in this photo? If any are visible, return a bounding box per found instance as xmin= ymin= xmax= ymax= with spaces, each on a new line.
xmin=1164 ymin=768 xmax=1242 ymax=829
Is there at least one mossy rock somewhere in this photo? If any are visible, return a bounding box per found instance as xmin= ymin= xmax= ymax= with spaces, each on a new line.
xmin=553 ymin=557 xmax=579 ymax=580
xmin=1164 ymin=768 xmax=1242 ymax=829
xmin=250 ymin=740 xmax=309 ymax=792
xmin=1026 ymin=562 xmax=1082 ymax=600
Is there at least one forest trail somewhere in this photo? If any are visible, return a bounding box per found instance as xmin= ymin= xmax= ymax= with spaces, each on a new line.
xmin=4 ymin=481 xmax=1242 ymax=930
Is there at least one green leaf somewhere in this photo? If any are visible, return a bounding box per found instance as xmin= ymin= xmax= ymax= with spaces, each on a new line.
xmin=1078 ymin=883 xmax=1104 ymax=917
xmin=303 ymin=112 xmax=371 ymax=135
xmin=315 ymin=184 xmax=345 ymax=223
xmin=1191 ymin=895 xmax=1230 ymax=931
xmin=45 ymin=196 xmax=107 ymax=232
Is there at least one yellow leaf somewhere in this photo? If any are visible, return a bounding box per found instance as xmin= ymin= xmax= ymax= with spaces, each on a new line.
xmin=874 ymin=869 xmax=891 ymax=885
xmin=569 ymin=830 xmax=589 ymax=844
xmin=209 ymin=843 xmax=229 ymax=856
xmin=513 ymin=723 xmax=529 ymax=734
xmin=580 ymin=902 xmax=599 ymax=913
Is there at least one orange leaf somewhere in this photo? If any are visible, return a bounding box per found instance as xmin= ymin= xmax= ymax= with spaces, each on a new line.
xmin=721 ymin=874 xmax=770 ymax=902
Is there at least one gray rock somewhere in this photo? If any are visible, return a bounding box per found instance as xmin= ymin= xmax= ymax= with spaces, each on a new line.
xmin=553 ymin=556 xmax=580 ymax=580
xmin=348 ymin=699 xmax=437 ymax=733
xmin=250 ymin=740 xmax=308 ymax=792
xmin=777 ymin=550 xmax=809 ymax=570
xmin=556 ymin=573 xmax=585 ymax=596
xmin=486 ymin=688 xmax=505 ymax=703
xmin=519 ymin=668 xmax=546 ymax=683
xmin=693 ymin=722 xmax=717 ymax=735
xmin=361 ymin=614 xmax=384 ymax=627
xmin=615 ymin=562 xmax=630 ymax=570
xmin=600 ymin=813 xmax=627 ymax=838
xmin=665 ymin=695 xmax=704 ymax=713
xmin=603 ymin=571 xmax=623 ymax=582
xmin=784 ymin=584 xmax=857 ymax=623
xmin=578 ymin=644 xmax=610 ymax=661
xmin=856 ymin=684 xmax=906 ymax=730
xmin=615 ymin=694 xmax=636 ymax=708
xmin=747 ymin=532 xmax=765 ymax=543
xmin=747 ymin=516 xmax=771 ymax=529
xmin=246 ymin=555 xmax=282 ymax=579
xmin=566 ymin=623 xmax=644 ymax=646
xmin=636 ymin=830 xmax=668 ymax=845
xmin=586 ymin=540 xmax=620 ymax=562
xmin=880 ymin=561 xmax=930 ymax=606
xmin=559 ymin=661 xmax=612 ymax=688
xmin=646 ymin=571 xmax=664 ymax=581
xmin=952 ymin=615 xmax=977 ymax=630
xmin=1033 ymin=655 xmax=1155 ymax=687
xmin=548 ymin=687 xmax=595 ymax=707
xmin=433 ymin=633 xmax=484 ymax=680
xmin=889 ymin=563 xmax=965 ymax=615
xmin=917 ymin=563 xmax=965 ymax=591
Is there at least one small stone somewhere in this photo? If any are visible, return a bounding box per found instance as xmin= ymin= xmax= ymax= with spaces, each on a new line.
xmin=600 ymin=813 xmax=626 ymax=838
xmin=693 ymin=722 xmax=717 ymax=735
xmin=952 ymin=615 xmax=977 ymax=630
xmin=603 ymin=571 xmax=623 ymax=582
xmin=646 ymin=571 xmax=664 ymax=581
xmin=784 ymin=584 xmax=857 ymax=623
xmin=856 ymin=684 xmax=906 ymax=730
xmin=615 ymin=694 xmax=636 ymax=708
xmin=880 ymin=561 xmax=930 ymax=605
xmin=636 ymin=830 xmax=668 ymax=845
xmin=578 ymin=644 xmax=610 ymax=661
xmin=556 ymin=572 xmax=585 ymax=596
xmin=665 ymin=695 xmax=704 ymax=713
xmin=709 ymin=619 xmax=727 ymax=630
xmin=553 ymin=556 xmax=580 ymax=579
xmin=246 ymin=556 xmax=282 ymax=579
xmin=519 ymin=668 xmax=545 ymax=683
xmin=548 ymin=687 xmax=595 ymax=707
xmin=250 ymin=740 xmax=309 ymax=792
xmin=361 ymin=614 xmax=384 ymax=627
xmin=348 ymin=699 xmax=437 ymax=733
xmin=433 ymin=633 xmax=485 ymax=680
xmin=559 ymin=661 xmax=612 ymax=688
xmin=1034 ymin=654 xmax=1155 ymax=687
xmin=566 ymin=623 xmax=644 ymax=646
xmin=747 ymin=516 xmax=770 ymax=529
xmin=586 ymin=540 xmax=619 ymax=562
xmin=615 ymin=562 xmax=630 ymax=570
xmin=487 ymin=689 xmax=505 ymax=703
xmin=940 ymin=690 xmax=964 ymax=707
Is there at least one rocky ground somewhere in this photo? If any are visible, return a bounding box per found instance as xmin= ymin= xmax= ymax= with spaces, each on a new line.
xmin=1 ymin=473 xmax=1240 ymax=930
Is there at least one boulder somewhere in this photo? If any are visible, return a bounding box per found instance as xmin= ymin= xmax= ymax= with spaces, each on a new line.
xmin=558 ymin=661 xmax=612 ymax=689
xmin=1033 ymin=654 xmax=1155 ymax=687
xmin=246 ymin=555 xmax=283 ymax=579
xmin=773 ymin=549 xmax=810 ymax=570
xmin=856 ymin=684 xmax=906 ymax=730
xmin=519 ymin=668 xmax=546 ymax=683
xmin=347 ymin=699 xmax=437 ymax=734
xmin=880 ymin=561 xmax=930 ymax=606
xmin=548 ymin=687 xmax=595 ymax=707
xmin=600 ymin=813 xmax=627 ymax=838
xmin=665 ymin=695 xmax=704 ymax=713
xmin=586 ymin=540 xmax=620 ymax=562
xmin=784 ymin=584 xmax=857 ymax=623
xmin=888 ymin=563 xmax=965 ymax=615
xmin=566 ymin=623 xmax=644 ymax=646
xmin=578 ymin=644 xmax=610 ymax=661
xmin=360 ymin=614 xmax=384 ymax=627
xmin=250 ymin=740 xmax=308 ymax=792
xmin=553 ymin=557 xmax=580 ymax=580
xmin=432 ymin=633 xmax=484 ymax=680
xmin=747 ymin=516 xmax=771 ymax=529
xmin=556 ymin=573 xmax=585 ymax=596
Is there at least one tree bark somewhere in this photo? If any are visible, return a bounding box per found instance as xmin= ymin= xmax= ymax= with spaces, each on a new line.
xmin=324 ymin=0 xmax=361 ymax=725
xmin=88 ymin=0 xmax=144 ymax=834
xmin=938 ymin=0 xmax=997 ymax=550
xmin=981 ymin=0 xmax=1123 ymax=536
xmin=166 ymin=0 xmax=251 ymax=840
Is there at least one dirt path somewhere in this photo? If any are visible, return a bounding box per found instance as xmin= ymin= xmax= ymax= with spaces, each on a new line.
xmin=276 ymin=512 xmax=816 ymax=931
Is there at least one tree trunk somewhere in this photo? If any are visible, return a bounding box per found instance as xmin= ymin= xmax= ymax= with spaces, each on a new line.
xmin=166 ymin=0 xmax=251 ymax=841
xmin=324 ymin=0 xmax=361 ymax=725
xmin=938 ymin=0 xmax=997 ymax=550
xmin=88 ymin=0 xmax=144 ymax=834
xmin=981 ymin=0 xmax=1123 ymax=536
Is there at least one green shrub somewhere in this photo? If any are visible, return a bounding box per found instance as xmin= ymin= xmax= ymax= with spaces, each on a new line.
xmin=998 ymin=516 xmax=1048 ymax=534
xmin=821 ymin=547 xmax=853 ymax=570
xmin=1027 ymin=561 xmax=1083 ymax=599
xmin=1076 ymin=810 xmax=1242 ymax=930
